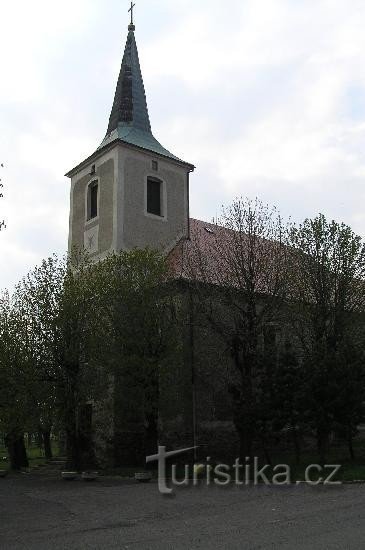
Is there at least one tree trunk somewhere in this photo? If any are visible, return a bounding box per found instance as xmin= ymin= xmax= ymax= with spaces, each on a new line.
xmin=145 ymin=415 xmax=158 ymax=470
xmin=78 ymin=403 xmax=96 ymax=470
xmin=64 ymin=390 xmax=80 ymax=470
xmin=65 ymin=425 xmax=80 ymax=471
xmin=37 ymin=431 xmax=43 ymax=451
xmin=261 ymin=438 xmax=273 ymax=467
xmin=144 ymin=368 xmax=159 ymax=469
xmin=292 ymin=427 xmax=301 ymax=465
xmin=317 ymin=425 xmax=329 ymax=465
xmin=237 ymin=423 xmax=254 ymax=462
xmin=63 ymin=364 xmax=82 ymax=471
xmin=230 ymin=334 xmax=257 ymax=464
xmin=348 ymin=434 xmax=355 ymax=461
xmin=58 ymin=431 xmax=67 ymax=456
xmin=5 ymin=434 xmax=29 ymax=470
xmin=231 ymin=382 xmax=255 ymax=463
xmin=42 ymin=429 xmax=53 ymax=460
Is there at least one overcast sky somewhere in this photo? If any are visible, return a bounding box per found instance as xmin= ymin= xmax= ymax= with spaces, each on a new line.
xmin=1 ymin=0 xmax=365 ymax=288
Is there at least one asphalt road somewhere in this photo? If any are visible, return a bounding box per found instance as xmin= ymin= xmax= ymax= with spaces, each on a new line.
xmin=0 ymin=474 xmax=364 ymax=549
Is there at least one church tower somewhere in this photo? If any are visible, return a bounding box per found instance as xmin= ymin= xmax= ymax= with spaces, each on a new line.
xmin=66 ymin=14 xmax=194 ymax=259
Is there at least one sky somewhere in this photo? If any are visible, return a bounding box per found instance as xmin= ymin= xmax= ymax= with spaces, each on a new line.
xmin=1 ymin=0 xmax=365 ymax=289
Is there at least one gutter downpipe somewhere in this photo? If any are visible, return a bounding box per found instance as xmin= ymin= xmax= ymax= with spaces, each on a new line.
xmin=189 ymin=285 xmax=197 ymax=461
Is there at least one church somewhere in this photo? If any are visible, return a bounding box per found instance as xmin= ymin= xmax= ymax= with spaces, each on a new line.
xmin=65 ymin=12 xmax=239 ymax=466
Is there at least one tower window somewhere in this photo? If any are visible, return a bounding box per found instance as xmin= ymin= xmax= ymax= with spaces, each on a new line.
xmin=147 ymin=177 xmax=162 ymax=217
xmin=87 ymin=180 xmax=99 ymax=220
xmin=152 ymin=160 xmax=158 ymax=171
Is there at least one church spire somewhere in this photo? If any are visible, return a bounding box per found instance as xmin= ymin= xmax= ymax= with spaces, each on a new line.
xmin=106 ymin=11 xmax=151 ymax=136
xmin=98 ymin=9 xmax=188 ymax=164
xmin=66 ymin=5 xmax=194 ymax=180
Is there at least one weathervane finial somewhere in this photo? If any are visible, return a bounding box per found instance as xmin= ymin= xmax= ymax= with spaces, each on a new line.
xmin=128 ymin=1 xmax=136 ymax=30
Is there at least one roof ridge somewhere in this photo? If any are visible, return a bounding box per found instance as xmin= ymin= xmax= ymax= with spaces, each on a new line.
xmin=190 ymin=217 xmax=224 ymax=229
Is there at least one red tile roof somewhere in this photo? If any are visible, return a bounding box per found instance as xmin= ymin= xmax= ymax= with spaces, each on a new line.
xmin=168 ymin=218 xmax=237 ymax=285
xmin=168 ymin=218 xmax=288 ymax=294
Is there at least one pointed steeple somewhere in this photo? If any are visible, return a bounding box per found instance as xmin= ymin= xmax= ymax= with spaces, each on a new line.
xmin=106 ymin=26 xmax=151 ymax=135
xmin=99 ymin=20 xmax=182 ymax=163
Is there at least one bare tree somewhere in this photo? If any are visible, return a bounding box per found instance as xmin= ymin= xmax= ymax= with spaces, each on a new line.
xmin=183 ymin=198 xmax=293 ymax=460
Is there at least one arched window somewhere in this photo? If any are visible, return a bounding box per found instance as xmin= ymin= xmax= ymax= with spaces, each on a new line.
xmin=87 ymin=180 xmax=98 ymax=221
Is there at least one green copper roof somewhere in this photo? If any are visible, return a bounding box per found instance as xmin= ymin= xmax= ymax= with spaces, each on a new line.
xmin=98 ymin=25 xmax=183 ymax=163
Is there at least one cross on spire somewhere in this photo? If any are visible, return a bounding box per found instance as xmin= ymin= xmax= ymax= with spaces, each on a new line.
xmin=128 ymin=2 xmax=136 ymax=26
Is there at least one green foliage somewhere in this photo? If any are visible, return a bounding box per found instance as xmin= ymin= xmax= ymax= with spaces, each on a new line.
xmin=0 ymin=291 xmax=32 ymax=436
xmin=0 ymin=246 xmax=175 ymax=468
xmin=93 ymin=248 xmax=175 ymax=368
xmin=93 ymin=249 xmax=177 ymax=445
xmin=290 ymin=214 xmax=365 ymax=347
xmin=0 ymin=204 xmax=364 ymax=468
xmin=13 ymin=255 xmax=67 ymax=433
xmin=290 ymin=214 xmax=365 ymax=460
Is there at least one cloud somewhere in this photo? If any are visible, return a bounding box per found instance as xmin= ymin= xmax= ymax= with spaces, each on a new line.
xmin=1 ymin=0 xmax=365 ymax=289
xmin=145 ymin=0 xmax=365 ymax=229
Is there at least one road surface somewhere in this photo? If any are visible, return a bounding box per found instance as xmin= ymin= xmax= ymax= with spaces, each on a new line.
xmin=0 ymin=474 xmax=364 ymax=549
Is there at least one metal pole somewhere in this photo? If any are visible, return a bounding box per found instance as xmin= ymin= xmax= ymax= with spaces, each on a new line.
xmin=189 ymin=287 xmax=197 ymax=462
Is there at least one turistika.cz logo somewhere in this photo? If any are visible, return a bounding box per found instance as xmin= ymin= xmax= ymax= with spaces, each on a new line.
xmin=146 ymin=446 xmax=342 ymax=495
